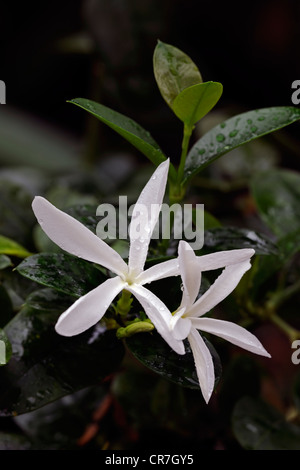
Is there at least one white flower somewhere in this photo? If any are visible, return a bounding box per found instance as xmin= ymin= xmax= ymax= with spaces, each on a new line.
xmin=32 ymin=159 xmax=184 ymax=354
xmin=169 ymin=241 xmax=271 ymax=403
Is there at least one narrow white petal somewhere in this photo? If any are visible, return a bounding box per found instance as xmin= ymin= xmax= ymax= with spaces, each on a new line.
xmin=170 ymin=308 xmax=192 ymax=340
xmin=191 ymin=317 xmax=271 ymax=357
xmin=55 ymin=276 xmax=125 ymax=336
xmin=188 ymin=327 xmax=215 ymax=404
xmin=197 ymin=249 xmax=255 ymax=271
xmin=127 ymin=283 xmax=185 ymax=355
xmin=188 ymin=260 xmax=252 ymax=318
xmin=128 ymin=159 xmax=169 ymax=277
xmin=32 ymin=196 xmax=128 ymax=277
xmin=178 ymin=241 xmax=202 ymax=308
xmin=136 ymin=248 xmax=255 ymax=286
xmin=136 ymin=258 xmax=180 ymax=285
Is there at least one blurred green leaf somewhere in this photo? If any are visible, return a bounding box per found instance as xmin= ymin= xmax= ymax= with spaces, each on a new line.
xmin=203 ymin=227 xmax=278 ymax=255
xmin=153 ymin=40 xmax=202 ymax=109
xmin=126 ymin=331 xmax=222 ymax=392
xmin=0 ymin=180 xmax=35 ymax=245
xmin=184 ymin=107 xmax=300 ymax=183
xmin=0 ymin=328 xmax=12 ymax=365
xmin=16 ymin=253 xmax=108 ymax=298
xmin=0 ymin=289 xmax=124 ymax=416
xmin=232 ymin=396 xmax=300 ymax=450
xmin=68 ymin=98 xmax=177 ymax=182
xmin=251 ymin=169 xmax=300 ymax=238
xmin=0 ymin=234 xmax=32 ymax=258
xmin=0 ymin=107 xmax=79 ymax=172
xmin=0 ymin=255 xmax=12 ymax=270
xmin=172 ymin=82 xmax=223 ymax=126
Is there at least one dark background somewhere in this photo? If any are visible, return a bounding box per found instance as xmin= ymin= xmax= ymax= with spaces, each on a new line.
xmin=1 ymin=0 xmax=300 ymax=167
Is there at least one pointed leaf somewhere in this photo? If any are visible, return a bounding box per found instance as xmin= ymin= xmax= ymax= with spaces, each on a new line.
xmin=172 ymin=82 xmax=223 ymax=126
xmin=153 ymin=40 xmax=202 ymax=108
xmin=16 ymin=253 xmax=107 ymax=298
xmin=184 ymin=107 xmax=300 ymax=183
xmin=0 ymin=234 xmax=32 ymax=258
xmin=68 ymin=98 xmax=177 ymax=182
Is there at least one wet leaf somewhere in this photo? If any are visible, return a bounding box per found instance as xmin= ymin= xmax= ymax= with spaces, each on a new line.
xmin=68 ymin=98 xmax=177 ymax=182
xmin=126 ymin=331 xmax=222 ymax=392
xmin=172 ymin=82 xmax=223 ymax=126
xmin=184 ymin=107 xmax=300 ymax=183
xmin=153 ymin=40 xmax=202 ymax=108
xmin=0 ymin=290 xmax=124 ymax=416
xmin=16 ymin=253 xmax=107 ymax=298
xmin=203 ymin=227 xmax=277 ymax=255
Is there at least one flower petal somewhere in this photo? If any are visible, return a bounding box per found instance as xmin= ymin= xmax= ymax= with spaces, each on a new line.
xmin=170 ymin=308 xmax=192 ymax=340
xmin=32 ymin=196 xmax=128 ymax=277
xmin=191 ymin=317 xmax=271 ymax=357
xmin=178 ymin=241 xmax=202 ymax=308
xmin=55 ymin=276 xmax=125 ymax=336
xmin=137 ymin=248 xmax=255 ymax=286
xmin=188 ymin=260 xmax=252 ymax=318
xmin=127 ymin=283 xmax=185 ymax=355
xmin=188 ymin=327 xmax=215 ymax=404
xmin=128 ymin=159 xmax=169 ymax=277
xmin=197 ymin=249 xmax=255 ymax=271
xmin=136 ymin=258 xmax=180 ymax=285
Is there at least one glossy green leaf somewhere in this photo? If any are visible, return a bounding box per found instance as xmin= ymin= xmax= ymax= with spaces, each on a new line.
xmin=202 ymin=227 xmax=278 ymax=255
xmin=68 ymin=98 xmax=177 ymax=182
xmin=184 ymin=107 xmax=300 ymax=183
xmin=153 ymin=40 xmax=202 ymax=109
xmin=16 ymin=253 xmax=107 ymax=298
xmin=172 ymin=82 xmax=223 ymax=126
xmin=251 ymin=169 xmax=300 ymax=238
xmin=0 ymin=328 xmax=12 ymax=365
xmin=0 ymin=234 xmax=32 ymax=258
xmin=0 ymin=289 xmax=125 ymax=416
xmin=126 ymin=331 xmax=222 ymax=392
xmin=232 ymin=396 xmax=300 ymax=450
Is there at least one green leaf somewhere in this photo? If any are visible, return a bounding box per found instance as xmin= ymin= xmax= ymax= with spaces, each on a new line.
xmin=184 ymin=107 xmax=300 ymax=183
xmin=172 ymin=82 xmax=223 ymax=126
xmin=232 ymin=396 xmax=300 ymax=450
xmin=0 ymin=289 xmax=125 ymax=416
xmin=0 ymin=328 xmax=12 ymax=365
xmin=153 ymin=40 xmax=202 ymax=109
xmin=68 ymin=98 xmax=177 ymax=182
xmin=0 ymin=234 xmax=32 ymax=258
xmin=0 ymin=254 xmax=12 ymax=270
xmin=126 ymin=331 xmax=222 ymax=392
xmin=203 ymin=227 xmax=278 ymax=255
xmin=251 ymin=169 xmax=300 ymax=238
xmin=16 ymin=253 xmax=107 ymax=298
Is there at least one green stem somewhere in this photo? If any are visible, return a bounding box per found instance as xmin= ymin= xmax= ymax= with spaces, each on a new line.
xmin=269 ymin=313 xmax=300 ymax=342
xmin=267 ymin=278 xmax=300 ymax=311
xmin=177 ymin=124 xmax=193 ymax=185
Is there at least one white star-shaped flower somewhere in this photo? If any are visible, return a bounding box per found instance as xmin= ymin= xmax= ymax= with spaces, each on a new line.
xmin=32 ymin=159 xmax=184 ymax=354
xmin=169 ymin=241 xmax=271 ymax=403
